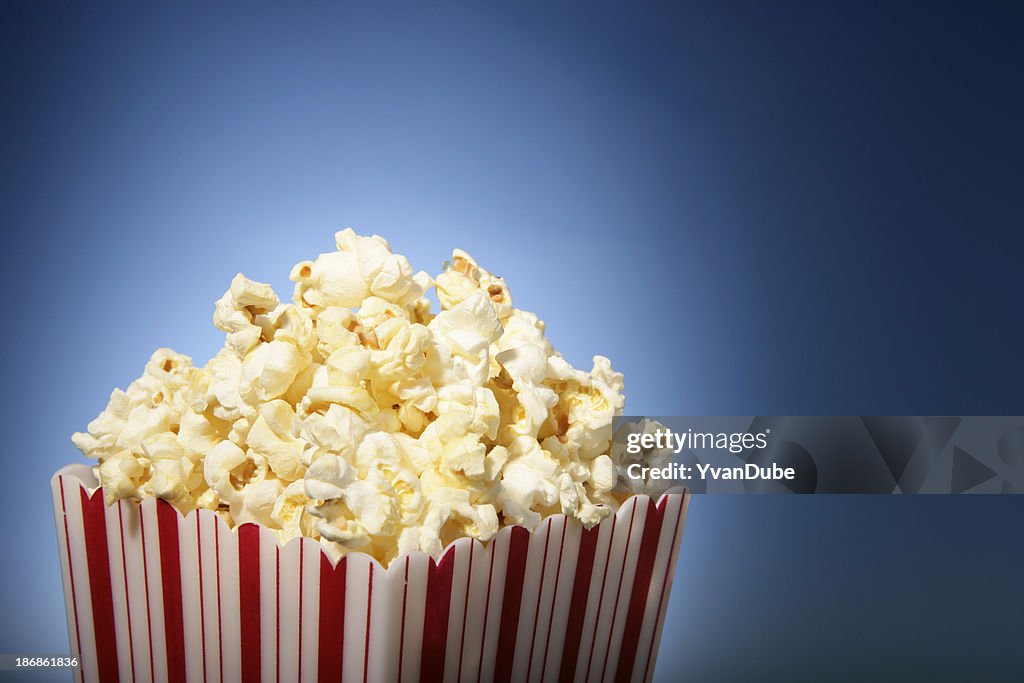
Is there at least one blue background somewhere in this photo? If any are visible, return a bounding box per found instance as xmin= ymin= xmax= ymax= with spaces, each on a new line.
xmin=2 ymin=1 xmax=1022 ymax=680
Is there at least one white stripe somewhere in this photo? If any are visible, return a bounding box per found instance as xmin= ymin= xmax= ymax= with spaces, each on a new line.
xmin=67 ymin=481 xmax=99 ymax=683
xmin=476 ymin=528 xmax=511 ymax=683
xmin=600 ymin=499 xmax=649 ymax=683
xmin=197 ymin=509 xmax=221 ymax=683
xmin=510 ymin=517 xmax=554 ymax=682
xmin=118 ymin=495 xmax=154 ymax=683
xmin=371 ymin=558 xmax=406 ymax=682
xmin=643 ymin=493 xmax=689 ymax=683
xmin=629 ymin=495 xmax=677 ymax=683
xmin=63 ymin=477 xmax=99 ymax=683
xmin=399 ymin=553 xmax=430 ymax=683
xmin=277 ymin=539 xmax=302 ymax=683
xmin=574 ymin=508 xmax=616 ymax=683
xmin=455 ymin=539 xmax=489 ymax=682
xmin=541 ymin=518 xmax=582 ymax=683
xmin=528 ymin=517 xmax=568 ymax=683
xmin=140 ymin=498 xmax=169 ymax=683
xmin=300 ymin=541 xmax=321 ymax=683
xmin=260 ymin=525 xmax=279 ymax=682
xmin=526 ymin=518 xmax=558 ymax=681
xmin=586 ymin=502 xmax=625 ymax=683
xmin=51 ymin=474 xmax=82 ymax=680
xmin=109 ymin=500 xmax=137 ymax=683
xmin=342 ymin=552 xmax=369 ymax=683
xmin=179 ymin=511 xmax=203 ymax=683
xmin=442 ymin=538 xmax=472 ymax=681
xmin=217 ymin=518 xmax=241 ymax=682
xmin=583 ymin=497 xmax=638 ymax=683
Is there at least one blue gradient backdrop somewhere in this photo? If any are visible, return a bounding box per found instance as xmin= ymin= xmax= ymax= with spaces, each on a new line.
xmin=2 ymin=1 xmax=1022 ymax=680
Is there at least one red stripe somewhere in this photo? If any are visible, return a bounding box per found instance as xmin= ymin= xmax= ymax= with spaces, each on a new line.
xmin=456 ymin=543 xmax=475 ymax=683
xmin=238 ymin=524 xmax=262 ymax=683
xmin=363 ymin=565 xmax=374 ymax=683
xmin=157 ymin=500 xmax=187 ymax=683
xmin=419 ymin=548 xmax=457 ymax=682
xmin=492 ymin=526 xmax=530 ymax=683
xmin=474 ymin=545 xmax=498 ymax=683
xmin=558 ymin=523 xmax=599 ymax=683
xmin=599 ymin=501 xmax=639 ymax=682
xmin=614 ymin=499 xmax=666 ymax=683
xmin=119 ymin=504 xmax=137 ymax=682
xmin=140 ymin=505 xmax=156 ymax=682
xmin=583 ymin=515 xmax=617 ymax=682
xmin=525 ymin=521 xmax=553 ymax=683
xmin=58 ymin=477 xmax=85 ymax=683
xmin=80 ymin=488 xmax=120 ymax=682
xmin=641 ymin=495 xmax=685 ymax=683
xmin=318 ymin=554 xmax=347 ymax=682
xmin=398 ymin=557 xmax=409 ymax=683
xmin=539 ymin=521 xmax=568 ymax=680
xmin=196 ymin=515 xmax=207 ymax=683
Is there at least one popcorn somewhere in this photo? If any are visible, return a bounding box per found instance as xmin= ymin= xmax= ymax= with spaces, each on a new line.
xmin=95 ymin=451 xmax=148 ymax=505
xmin=230 ymin=478 xmax=284 ymax=528
xmin=203 ymin=440 xmax=250 ymax=504
xmin=610 ymin=417 xmax=675 ymax=497
xmin=271 ymin=480 xmax=311 ymax=542
xmin=197 ymin=348 xmax=246 ymax=424
xmin=247 ymin=400 xmax=305 ymax=480
xmin=290 ymin=229 xmax=428 ymax=314
xmin=239 ymin=340 xmax=307 ymax=405
xmin=435 ymin=249 xmax=513 ymax=321
xmin=421 ymin=413 xmax=487 ymax=478
xmin=427 ymin=292 xmax=503 ymax=387
xmin=304 ymin=454 xmax=354 ymax=500
xmin=74 ymin=229 xmax=636 ymax=564
xmin=177 ymin=409 xmax=223 ymax=461
xmin=214 ymin=274 xmax=279 ymax=357
xmin=148 ymin=458 xmax=193 ymax=509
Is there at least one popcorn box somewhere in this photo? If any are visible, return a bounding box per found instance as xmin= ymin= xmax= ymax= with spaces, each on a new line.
xmin=52 ymin=464 xmax=689 ymax=683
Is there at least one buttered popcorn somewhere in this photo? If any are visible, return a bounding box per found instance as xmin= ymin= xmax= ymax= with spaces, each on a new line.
xmin=73 ymin=229 xmax=627 ymax=565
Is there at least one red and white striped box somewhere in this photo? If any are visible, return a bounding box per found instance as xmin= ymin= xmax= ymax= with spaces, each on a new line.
xmin=52 ymin=464 xmax=689 ymax=683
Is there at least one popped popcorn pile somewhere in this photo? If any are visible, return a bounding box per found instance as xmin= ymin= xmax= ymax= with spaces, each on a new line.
xmin=73 ymin=229 xmax=628 ymax=565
